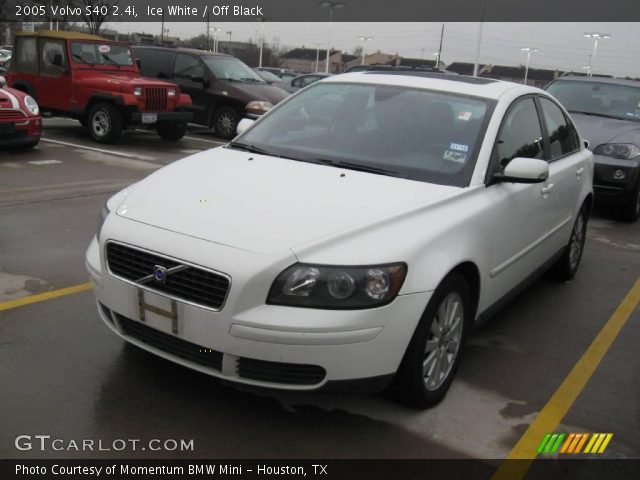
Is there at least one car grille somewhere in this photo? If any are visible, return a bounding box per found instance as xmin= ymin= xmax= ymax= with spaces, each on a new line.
xmin=237 ymin=358 xmax=326 ymax=386
xmin=0 ymin=109 xmax=26 ymax=119
xmin=117 ymin=314 xmax=224 ymax=371
xmin=106 ymin=242 xmax=230 ymax=310
xmin=144 ymin=87 xmax=168 ymax=111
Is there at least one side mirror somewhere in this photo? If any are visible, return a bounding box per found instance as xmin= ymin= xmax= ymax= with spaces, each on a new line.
xmin=236 ymin=118 xmax=255 ymax=136
xmin=495 ymin=157 xmax=549 ymax=184
xmin=583 ymin=139 xmax=590 ymax=149
xmin=52 ymin=53 xmax=63 ymax=67
xmin=190 ymin=75 xmax=207 ymax=85
xmin=0 ymin=75 xmax=6 ymax=88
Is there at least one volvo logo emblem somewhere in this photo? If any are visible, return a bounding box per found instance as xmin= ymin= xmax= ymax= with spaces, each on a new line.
xmin=153 ymin=265 xmax=168 ymax=283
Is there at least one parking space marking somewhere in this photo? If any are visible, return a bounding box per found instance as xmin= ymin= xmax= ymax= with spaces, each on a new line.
xmin=40 ymin=138 xmax=144 ymax=160
xmin=0 ymin=282 xmax=92 ymax=312
xmin=492 ymin=277 xmax=640 ymax=480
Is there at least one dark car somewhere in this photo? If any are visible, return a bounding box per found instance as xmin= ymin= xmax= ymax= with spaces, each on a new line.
xmin=546 ymin=76 xmax=640 ymax=221
xmin=255 ymin=67 xmax=298 ymax=81
xmin=253 ymin=67 xmax=287 ymax=90
xmin=281 ymin=73 xmax=332 ymax=94
xmin=133 ymin=46 xmax=288 ymax=139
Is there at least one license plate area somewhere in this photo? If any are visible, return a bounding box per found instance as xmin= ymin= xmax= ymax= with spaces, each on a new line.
xmin=0 ymin=122 xmax=16 ymax=134
xmin=137 ymin=288 xmax=178 ymax=334
xmin=141 ymin=113 xmax=157 ymax=124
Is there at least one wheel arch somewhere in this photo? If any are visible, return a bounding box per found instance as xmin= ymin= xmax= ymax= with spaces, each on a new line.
xmin=444 ymin=261 xmax=481 ymax=324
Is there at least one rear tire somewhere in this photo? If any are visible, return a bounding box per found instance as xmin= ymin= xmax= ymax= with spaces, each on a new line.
xmin=213 ymin=107 xmax=239 ymax=140
xmin=396 ymin=272 xmax=470 ymax=408
xmin=87 ymin=102 xmax=123 ymax=144
xmin=551 ymin=205 xmax=588 ymax=281
xmin=156 ymin=120 xmax=188 ymax=141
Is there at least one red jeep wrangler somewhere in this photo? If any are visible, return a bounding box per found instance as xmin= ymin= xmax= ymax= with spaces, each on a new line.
xmin=7 ymin=31 xmax=192 ymax=144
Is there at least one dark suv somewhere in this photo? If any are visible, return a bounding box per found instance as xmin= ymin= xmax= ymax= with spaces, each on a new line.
xmin=133 ymin=46 xmax=288 ymax=139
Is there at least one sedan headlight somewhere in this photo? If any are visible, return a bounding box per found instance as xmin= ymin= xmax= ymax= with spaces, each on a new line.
xmin=246 ymin=100 xmax=273 ymax=116
xmin=24 ymin=95 xmax=39 ymax=116
xmin=167 ymin=88 xmax=176 ymax=97
xmin=133 ymin=87 xmax=142 ymax=96
xmin=593 ymin=143 xmax=640 ymax=160
xmin=97 ymin=203 xmax=111 ymax=239
xmin=267 ymin=263 xmax=407 ymax=309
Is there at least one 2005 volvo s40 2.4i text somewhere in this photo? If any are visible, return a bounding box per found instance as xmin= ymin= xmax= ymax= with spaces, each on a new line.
xmin=86 ymin=72 xmax=593 ymax=407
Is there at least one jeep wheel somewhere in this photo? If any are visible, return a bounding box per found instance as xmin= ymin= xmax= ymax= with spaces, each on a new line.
xmin=88 ymin=103 xmax=123 ymax=144
xmin=396 ymin=272 xmax=470 ymax=408
xmin=213 ymin=107 xmax=239 ymax=140
xmin=157 ymin=120 xmax=188 ymax=141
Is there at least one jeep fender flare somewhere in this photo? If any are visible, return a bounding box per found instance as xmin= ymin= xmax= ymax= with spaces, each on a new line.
xmin=80 ymin=94 xmax=126 ymax=119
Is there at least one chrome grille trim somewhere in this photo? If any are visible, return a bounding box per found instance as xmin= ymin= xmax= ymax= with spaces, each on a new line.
xmin=105 ymin=241 xmax=231 ymax=311
xmin=144 ymin=87 xmax=168 ymax=111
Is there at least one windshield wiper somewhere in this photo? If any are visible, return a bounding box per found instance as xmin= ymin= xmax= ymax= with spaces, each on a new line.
xmin=227 ymin=142 xmax=271 ymax=155
xmin=312 ymin=158 xmax=404 ymax=177
xmin=239 ymin=77 xmax=265 ymax=83
xmin=101 ymin=53 xmax=121 ymax=67
xmin=568 ymin=110 xmax=628 ymax=120
xmin=72 ymin=53 xmax=92 ymax=65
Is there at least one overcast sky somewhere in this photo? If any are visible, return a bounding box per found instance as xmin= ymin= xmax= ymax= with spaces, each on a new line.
xmin=105 ymin=22 xmax=640 ymax=77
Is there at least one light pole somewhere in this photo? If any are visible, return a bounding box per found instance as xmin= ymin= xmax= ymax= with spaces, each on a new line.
xmin=314 ymin=43 xmax=322 ymax=72
xmin=473 ymin=0 xmax=487 ymax=76
xmin=319 ymin=1 xmax=345 ymax=74
xmin=582 ymin=65 xmax=592 ymax=76
xmin=434 ymin=51 xmax=441 ymax=68
xmin=209 ymin=27 xmax=222 ymax=52
xmin=226 ymin=31 xmax=232 ymax=53
xmin=257 ymin=19 xmax=267 ymax=68
xmin=520 ymin=47 xmax=539 ymax=85
xmin=358 ymin=36 xmax=372 ymax=65
xmin=583 ymin=32 xmax=611 ymax=76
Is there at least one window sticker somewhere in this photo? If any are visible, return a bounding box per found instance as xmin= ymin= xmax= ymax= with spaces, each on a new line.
xmin=457 ymin=111 xmax=472 ymax=121
xmin=449 ymin=142 xmax=469 ymax=152
xmin=444 ymin=150 xmax=467 ymax=163
xmin=98 ymin=45 xmax=111 ymax=53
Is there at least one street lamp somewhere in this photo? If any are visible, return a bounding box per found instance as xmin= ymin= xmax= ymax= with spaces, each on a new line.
xmin=358 ymin=36 xmax=372 ymax=65
xmin=319 ymin=1 xmax=345 ymax=73
xmin=226 ymin=31 xmax=232 ymax=53
xmin=434 ymin=51 xmax=441 ymax=68
xmin=583 ymin=33 xmax=611 ymax=76
xmin=520 ymin=47 xmax=539 ymax=85
xmin=314 ymin=42 xmax=323 ymax=72
xmin=256 ymin=18 xmax=269 ymax=68
xmin=209 ymin=27 xmax=222 ymax=52
xmin=582 ymin=65 xmax=592 ymax=76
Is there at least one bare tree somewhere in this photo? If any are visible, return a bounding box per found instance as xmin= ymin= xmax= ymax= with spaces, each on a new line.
xmin=78 ymin=0 xmax=118 ymax=35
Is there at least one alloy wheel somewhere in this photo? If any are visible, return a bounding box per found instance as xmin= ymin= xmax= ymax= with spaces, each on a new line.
xmin=91 ymin=110 xmax=109 ymax=138
xmin=569 ymin=212 xmax=585 ymax=270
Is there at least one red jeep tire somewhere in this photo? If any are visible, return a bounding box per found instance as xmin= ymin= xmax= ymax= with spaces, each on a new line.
xmin=87 ymin=103 xmax=123 ymax=144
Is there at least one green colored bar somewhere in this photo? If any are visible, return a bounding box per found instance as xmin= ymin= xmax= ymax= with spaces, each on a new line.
xmin=544 ymin=434 xmax=559 ymax=453
xmin=550 ymin=433 xmax=566 ymax=453
xmin=537 ymin=434 xmax=553 ymax=454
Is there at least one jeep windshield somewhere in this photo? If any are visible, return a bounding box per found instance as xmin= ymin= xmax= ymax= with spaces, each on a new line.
xmin=70 ymin=42 xmax=134 ymax=66
xmin=202 ymin=56 xmax=266 ymax=84
xmin=233 ymin=82 xmax=494 ymax=187
xmin=546 ymin=80 xmax=640 ymax=122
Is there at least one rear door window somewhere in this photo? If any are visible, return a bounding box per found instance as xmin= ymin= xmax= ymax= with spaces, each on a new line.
xmin=14 ymin=37 xmax=38 ymax=74
xmin=41 ymin=39 xmax=67 ymax=76
xmin=538 ymin=96 xmax=580 ymax=160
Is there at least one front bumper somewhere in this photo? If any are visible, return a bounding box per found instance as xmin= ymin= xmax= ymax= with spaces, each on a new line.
xmin=86 ymin=232 xmax=430 ymax=392
xmin=593 ymin=155 xmax=640 ymax=203
xmin=128 ymin=111 xmax=193 ymax=123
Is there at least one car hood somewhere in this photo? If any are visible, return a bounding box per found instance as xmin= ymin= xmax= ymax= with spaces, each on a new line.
xmin=570 ymin=112 xmax=640 ymax=148
xmin=0 ymin=86 xmax=26 ymax=109
xmin=216 ymin=81 xmax=288 ymax=105
xmin=116 ymin=148 xmax=458 ymax=255
xmin=75 ymin=70 xmax=180 ymax=88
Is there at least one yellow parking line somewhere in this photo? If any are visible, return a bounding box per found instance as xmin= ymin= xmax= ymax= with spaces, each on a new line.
xmin=0 ymin=282 xmax=92 ymax=312
xmin=492 ymin=277 xmax=640 ymax=480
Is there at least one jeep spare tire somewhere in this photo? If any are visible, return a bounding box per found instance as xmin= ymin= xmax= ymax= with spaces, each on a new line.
xmin=88 ymin=103 xmax=123 ymax=144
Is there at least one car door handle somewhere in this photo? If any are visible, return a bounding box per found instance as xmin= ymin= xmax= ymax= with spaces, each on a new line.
xmin=576 ymin=167 xmax=585 ymax=177
xmin=541 ymin=184 xmax=554 ymax=195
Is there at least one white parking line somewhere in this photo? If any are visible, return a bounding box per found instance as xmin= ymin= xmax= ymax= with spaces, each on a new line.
xmin=40 ymin=138 xmax=144 ymax=160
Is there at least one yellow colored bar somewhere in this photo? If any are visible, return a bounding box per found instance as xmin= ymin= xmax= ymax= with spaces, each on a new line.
xmin=491 ymin=278 xmax=640 ymax=480
xmin=0 ymin=282 xmax=92 ymax=312
xmin=574 ymin=434 xmax=589 ymax=453
xmin=560 ymin=434 xmax=575 ymax=453
xmin=598 ymin=434 xmax=613 ymax=453
xmin=584 ymin=434 xmax=599 ymax=454
xmin=590 ymin=434 xmax=606 ymax=454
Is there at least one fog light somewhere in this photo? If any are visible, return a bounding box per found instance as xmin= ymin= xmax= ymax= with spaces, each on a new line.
xmin=613 ymin=169 xmax=626 ymax=180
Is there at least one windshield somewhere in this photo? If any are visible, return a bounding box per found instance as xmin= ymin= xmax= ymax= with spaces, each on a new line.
xmin=202 ymin=56 xmax=266 ymax=83
xmin=235 ymin=82 xmax=493 ymax=187
xmin=256 ymin=69 xmax=282 ymax=83
xmin=546 ymin=80 xmax=640 ymax=122
xmin=71 ymin=42 xmax=133 ymax=66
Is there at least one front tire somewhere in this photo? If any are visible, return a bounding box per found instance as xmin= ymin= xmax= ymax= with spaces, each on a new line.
xmin=157 ymin=120 xmax=187 ymax=141
xmin=87 ymin=102 xmax=123 ymax=144
xmin=620 ymin=180 xmax=640 ymax=222
xmin=396 ymin=273 xmax=470 ymax=408
xmin=213 ymin=107 xmax=239 ymax=140
xmin=552 ymin=205 xmax=588 ymax=281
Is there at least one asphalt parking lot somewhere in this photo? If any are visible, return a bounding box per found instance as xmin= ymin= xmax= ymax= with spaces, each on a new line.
xmin=1 ymin=118 xmax=638 ymax=462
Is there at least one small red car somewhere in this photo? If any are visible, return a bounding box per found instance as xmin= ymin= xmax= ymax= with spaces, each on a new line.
xmin=0 ymin=76 xmax=41 ymax=148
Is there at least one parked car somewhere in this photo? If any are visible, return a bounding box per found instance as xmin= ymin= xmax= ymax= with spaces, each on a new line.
xmin=133 ymin=46 xmax=288 ymax=139
xmin=255 ymin=67 xmax=298 ymax=81
xmin=0 ymin=49 xmax=11 ymax=66
xmin=253 ymin=67 xmax=286 ymax=88
xmin=546 ymin=76 xmax=640 ymax=221
xmin=87 ymin=72 xmax=593 ymax=407
xmin=0 ymin=59 xmax=9 ymax=76
xmin=0 ymin=45 xmax=13 ymax=53
xmin=0 ymin=75 xmax=41 ymax=148
xmin=6 ymin=31 xmax=192 ymax=144
xmin=281 ymin=73 xmax=332 ymax=93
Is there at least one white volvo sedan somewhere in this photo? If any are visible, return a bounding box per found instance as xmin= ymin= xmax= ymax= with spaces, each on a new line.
xmin=86 ymin=72 xmax=593 ymax=407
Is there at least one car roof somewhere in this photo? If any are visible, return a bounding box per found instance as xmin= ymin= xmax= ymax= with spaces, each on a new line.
xmin=15 ymin=30 xmax=107 ymax=42
xmin=132 ymin=45 xmax=232 ymax=58
xmin=328 ymin=71 xmax=535 ymax=100
xmin=552 ymin=75 xmax=640 ymax=88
